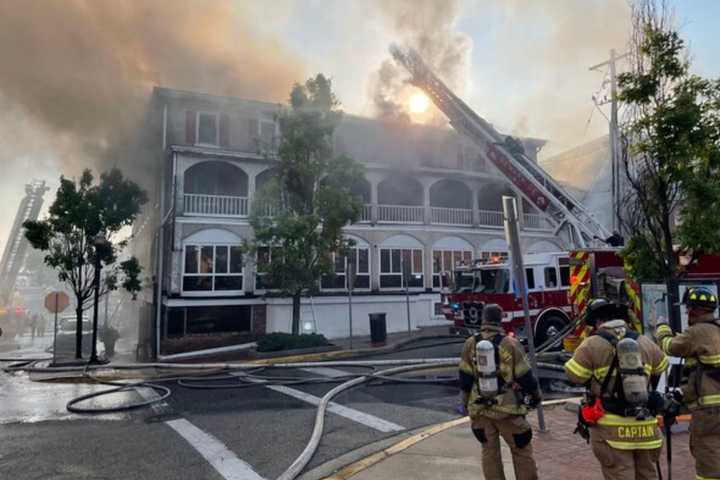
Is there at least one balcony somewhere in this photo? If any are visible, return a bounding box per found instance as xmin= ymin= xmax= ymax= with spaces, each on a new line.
xmin=377 ymin=204 xmax=424 ymax=224
xmin=523 ymin=213 xmax=553 ymax=230
xmin=430 ymin=207 xmax=473 ymax=226
xmin=184 ymin=194 xmax=248 ymax=217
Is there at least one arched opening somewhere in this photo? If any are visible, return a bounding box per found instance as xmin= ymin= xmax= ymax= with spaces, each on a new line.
xmin=477 ymin=181 xmax=514 ymax=211
xmin=377 ymin=175 xmax=424 ymax=223
xmin=184 ymin=161 xmax=248 ymax=196
xmin=430 ymin=179 xmax=472 ymax=225
xmin=432 ymin=236 xmax=473 ymax=289
xmin=379 ymin=234 xmax=425 ymax=289
xmin=183 ymin=162 xmax=249 ymax=217
xmin=255 ymin=167 xmax=279 ymax=193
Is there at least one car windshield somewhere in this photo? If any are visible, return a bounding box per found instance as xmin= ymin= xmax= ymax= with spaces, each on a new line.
xmin=453 ymin=272 xmax=474 ymax=292
xmin=473 ymin=268 xmax=510 ymax=293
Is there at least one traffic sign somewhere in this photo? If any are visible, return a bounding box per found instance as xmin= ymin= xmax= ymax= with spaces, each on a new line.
xmin=45 ymin=291 xmax=70 ymax=314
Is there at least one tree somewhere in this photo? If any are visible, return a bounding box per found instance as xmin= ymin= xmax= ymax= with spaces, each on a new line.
xmin=24 ymin=168 xmax=148 ymax=358
xmin=250 ymin=74 xmax=366 ymax=335
xmin=619 ymin=0 xmax=720 ymax=327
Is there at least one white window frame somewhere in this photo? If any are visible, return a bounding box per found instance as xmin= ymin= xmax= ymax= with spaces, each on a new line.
xmin=182 ymin=243 xmax=244 ymax=296
xmin=379 ymin=247 xmax=424 ymax=291
xmin=196 ymin=111 xmax=220 ymax=147
xmin=432 ymin=249 xmax=473 ymax=290
xmin=254 ymin=246 xmax=279 ymax=293
xmin=320 ymin=247 xmax=371 ymax=292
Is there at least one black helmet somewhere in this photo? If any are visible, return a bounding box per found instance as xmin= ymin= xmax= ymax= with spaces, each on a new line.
xmin=682 ymin=287 xmax=717 ymax=311
xmin=585 ymin=298 xmax=629 ymax=327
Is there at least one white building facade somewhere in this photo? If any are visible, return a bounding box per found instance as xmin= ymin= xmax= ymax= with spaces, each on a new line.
xmin=140 ymin=87 xmax=566 ymax=357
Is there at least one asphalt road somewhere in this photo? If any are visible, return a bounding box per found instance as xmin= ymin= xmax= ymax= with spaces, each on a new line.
xmin=0 ymin=338 xmax=468 ymax=480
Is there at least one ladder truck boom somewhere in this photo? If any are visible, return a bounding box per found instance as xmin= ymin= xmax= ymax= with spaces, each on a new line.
xmin=0 ymin=180 xmax=49 ymax=306
xmin=390 ymin=45 xmax=611 ymax=248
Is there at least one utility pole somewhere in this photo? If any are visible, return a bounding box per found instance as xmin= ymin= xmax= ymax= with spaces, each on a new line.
xmin=590 ymin=49 xmax=629 ymax=234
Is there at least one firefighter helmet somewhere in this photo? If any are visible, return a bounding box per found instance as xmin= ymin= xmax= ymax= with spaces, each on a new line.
xmin=682 ymin=287 xmax=718 ymax=311
xmin=585 ymin=298 xmax=629 ymax=327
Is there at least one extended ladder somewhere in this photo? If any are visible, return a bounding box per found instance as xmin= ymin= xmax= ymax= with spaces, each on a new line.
xmin=0 ymin=180 xmax=49 ymax=305
xmin=390 ymin=46 xmax=610 ymax=248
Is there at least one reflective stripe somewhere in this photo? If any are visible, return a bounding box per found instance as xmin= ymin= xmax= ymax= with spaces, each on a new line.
xmin=661 ymin=336 xmax=673 ymax=354
xmin=594 ymin=366 xmax=610 ymax=380
xmin=597 ymin=413 xmax=658 ymax=428
xmin=687 ymin=358 xmax=698 ymax=367
xmin=696 ymin=475 xmax=720 ymax=480
xmin=698 ymin=394 xmax=720 ymax=407
xmin=656 ymin=324 xmax=672 ymax=335
xmin=654 ymin=356 xmax=669 ymax=375
xmin=565 ymin=358 xmax=592 ymax=380
xmin=606 ymin=439 xmax=663 ymax=450
xmin=699 ymin=354 xmax=720 ymax=366
xmin=459 ymin=360 xmax=473 ymax=375
xmin=643 ymin=364 xmax=652 ymax=376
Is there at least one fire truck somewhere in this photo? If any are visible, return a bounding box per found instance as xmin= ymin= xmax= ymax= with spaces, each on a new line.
xmin=442 ymin=248 xmax=641 ymax=346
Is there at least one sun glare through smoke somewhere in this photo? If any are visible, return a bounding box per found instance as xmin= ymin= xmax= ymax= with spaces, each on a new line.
xmin=408 ymin=92 xmax=429 ymax=114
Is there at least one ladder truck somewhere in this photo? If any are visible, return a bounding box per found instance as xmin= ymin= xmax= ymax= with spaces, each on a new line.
xmin=390 ymin=46 xmax=611 ymax=248
xmin=0 ymin=180 xmax=49 ymax=323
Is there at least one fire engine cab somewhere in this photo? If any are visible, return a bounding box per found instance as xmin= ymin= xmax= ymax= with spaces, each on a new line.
xmin=442 ymin=251 xmax=573 ymax=345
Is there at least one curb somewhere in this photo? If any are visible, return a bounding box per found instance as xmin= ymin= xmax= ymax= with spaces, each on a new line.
xmin=319 ymin=416 xmax=470 ymax=480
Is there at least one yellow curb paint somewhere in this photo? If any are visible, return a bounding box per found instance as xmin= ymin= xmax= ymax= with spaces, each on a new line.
xmin=322 ymin=416 xmax=470 ymax=480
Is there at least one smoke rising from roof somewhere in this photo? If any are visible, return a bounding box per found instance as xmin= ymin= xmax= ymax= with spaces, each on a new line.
xmin=368 ymin=0 xmax=472 ymax=123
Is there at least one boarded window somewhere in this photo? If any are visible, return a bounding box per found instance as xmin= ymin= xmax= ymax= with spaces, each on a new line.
xmin=185 ymin=110 xmax=196 ymax=144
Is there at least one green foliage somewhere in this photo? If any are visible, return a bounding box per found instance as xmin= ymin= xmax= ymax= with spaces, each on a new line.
xmin=249 ymin=74 xmax=366 ymax=334
xmin=256 ymin=332 xmax=330 ymax=353
xmin=618 ymin=17 xmax=720 ymax=282
xmin=23 ymin=168 xmax=148 ymax=353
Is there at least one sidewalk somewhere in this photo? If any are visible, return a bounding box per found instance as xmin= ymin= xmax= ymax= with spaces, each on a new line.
xmin=343 ymin=404 xmax=696 ymax=480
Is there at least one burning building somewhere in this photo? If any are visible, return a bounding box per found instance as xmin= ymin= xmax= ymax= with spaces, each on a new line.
xmin=136 ymin=86 xmax=565 ymax=358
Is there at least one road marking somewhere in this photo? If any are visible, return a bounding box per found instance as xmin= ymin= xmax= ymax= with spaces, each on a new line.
xmin=267 ymin=385 xmax=405 ymax=433
xmin=167 ymin=418 xmax=267 ymax=480
xmin=135 ymin=386 xmax=267 ymax=480
xmin=301 ymin=367 xmax=350 ymax=378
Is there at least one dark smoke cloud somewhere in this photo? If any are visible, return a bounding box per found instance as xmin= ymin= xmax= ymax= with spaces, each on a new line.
xmin=0 ymin=0 xmax=304 ymax=174
xmin=368 ymin=0 xmax=472 ymax=122
xmin=0 ymin=0 xmax=304 ymax=251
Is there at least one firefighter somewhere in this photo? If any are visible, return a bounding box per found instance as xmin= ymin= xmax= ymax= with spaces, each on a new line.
xmin=565 ymin=298 xmax=669 ymax=480
xmin=458 ymin=303 xmax=541 ymax=480
xmin=655 ymin=287 xmax=720 ymax=480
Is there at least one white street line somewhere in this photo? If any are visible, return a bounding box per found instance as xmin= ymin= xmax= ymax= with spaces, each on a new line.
xmin=300 ymin=367 xmax=349 ymax=378
xmin=135 ymin=387 xmax=267 ymax=480
xmin=167 ymin=418 xmax=267 ymax=480
xmin=267 ymin=385 xmax=405 ymax=433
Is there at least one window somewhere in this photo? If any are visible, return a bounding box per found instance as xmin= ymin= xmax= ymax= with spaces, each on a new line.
xmin=320 ymin=247 xmax=371 ymax=291
xmin=479 ymin=251 xmax=509 ymax=262
xmin=255 ymin=246 xmax=276 ymax=290
xmin=473 ymin=268 xmax=510 ymax=294
xmin=544 ymin=266 xmax=558 ymax=288
xmin=380 ymin=248 xmax=424 ymax=289
xmin=183 ymin=244 xmax=243 ymax=293
xmin=559 ymin=257 xmax=570 ymax=287
xmin=260 ymin=120 xmax=276 ymax=149
xmin=197 ymin=112 xmax=219 ymax=145
xmin=433 ymin=249 xmax=472 ymax=288
xmin=525 ymin=268 xmax=535 ymax=290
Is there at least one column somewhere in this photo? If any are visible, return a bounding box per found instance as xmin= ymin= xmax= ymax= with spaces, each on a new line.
xmin=423 ymin=180 xmax=432 ymax=225
xmin=472 ymin=187 xmax=480 ymax=227
xmin=370 ymin=179 xmax=378 ymax=224
xmin=175 ymin=153 xmax=185 ymax=216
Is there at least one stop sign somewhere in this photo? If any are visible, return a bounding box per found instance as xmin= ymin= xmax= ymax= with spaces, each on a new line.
xmin=45 ymin=291 xmax=70 ymax=314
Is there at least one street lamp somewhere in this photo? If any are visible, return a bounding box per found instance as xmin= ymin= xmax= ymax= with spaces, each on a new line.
xmin=90 ymin=233 xmax=110 ymax=364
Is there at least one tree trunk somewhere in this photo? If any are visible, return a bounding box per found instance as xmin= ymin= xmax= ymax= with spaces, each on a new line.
xmin=292 ymin=292 xmax=301 ymax=335
xmin=75 ymin=303 xmax=83 ymax=359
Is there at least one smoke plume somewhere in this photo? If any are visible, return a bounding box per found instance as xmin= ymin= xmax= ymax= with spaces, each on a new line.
xmin=368 ymin=0 xmax=472 ymax=123
xmin=0 ymin=0 xmax=304 ymax=251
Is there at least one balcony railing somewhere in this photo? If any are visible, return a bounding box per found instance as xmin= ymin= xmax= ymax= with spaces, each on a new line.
xmin=184 ymin=193 xmax=248 ymax=217
xmin=430 ymin=207 xmax=473 ymax=226
xmin=360 ymin=204 xmax=372 ymax=222
xmin=377 ymin=204 xmax=424 ymax=224
xmin=523 ymin=212 xmax=552 ymax=230
xmin=477 ymin=209 xmax=504 ymax=227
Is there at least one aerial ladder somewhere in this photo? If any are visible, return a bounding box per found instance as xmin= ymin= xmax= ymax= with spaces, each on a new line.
xmin=391 ymin=46 xmax=611 ymax=248
xmin=0 ymin=180 xmax=49 ymax=306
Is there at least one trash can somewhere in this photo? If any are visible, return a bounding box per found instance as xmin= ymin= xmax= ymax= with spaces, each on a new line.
xmin=369 ymin=313 xmax=387 ymax=345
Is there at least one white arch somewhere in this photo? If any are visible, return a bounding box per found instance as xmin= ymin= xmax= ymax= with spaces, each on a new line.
xmin=184 ymin=228 xmax=242 ymax=244
xmin=345 ymin=234 xmax=369 ymax=248
xmin=481 ymin=238 xmax=509 ymax=251
xmin=381 ymin=234 xmax=423 ymax=249
xmin=527 ymin=240 xmax=562 ymax=253
xmin=433 ymin=236 xmax=473 ymax=251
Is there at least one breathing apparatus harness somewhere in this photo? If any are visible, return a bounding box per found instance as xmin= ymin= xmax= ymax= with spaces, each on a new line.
xmin=575 ymin=328 xmax=654 ymax=442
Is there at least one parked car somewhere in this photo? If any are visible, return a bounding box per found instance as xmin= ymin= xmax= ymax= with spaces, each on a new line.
xmin=54 ymin=315 xmax=95 ymax=356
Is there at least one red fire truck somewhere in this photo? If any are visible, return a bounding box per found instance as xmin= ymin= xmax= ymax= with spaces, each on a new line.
xmin=443 ymin=248 xmax=720 ymax=348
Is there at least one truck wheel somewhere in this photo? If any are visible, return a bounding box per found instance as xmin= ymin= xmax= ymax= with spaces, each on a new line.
xmin=535 ymin=315 xmax=568 ymax=351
